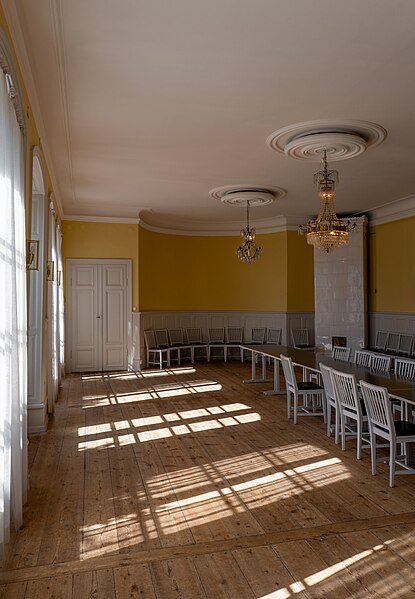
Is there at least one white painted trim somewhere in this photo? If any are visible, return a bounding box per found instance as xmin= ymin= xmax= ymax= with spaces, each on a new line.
xmin=66 ymin=259 xmax=132 ymax=373
xmin=63 ymin=215 xmax=141 ymax=224
xmin=138 ymin=216 xmax=301 ymax=236
xmin=27 ymin=404 xmax=48 ymax=434
xmin=362 ymin=195 xmax=415 ymax=226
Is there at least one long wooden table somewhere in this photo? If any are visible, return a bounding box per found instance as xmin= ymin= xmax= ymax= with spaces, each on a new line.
xmin=242 ymin=344 xmax=415 ymax=409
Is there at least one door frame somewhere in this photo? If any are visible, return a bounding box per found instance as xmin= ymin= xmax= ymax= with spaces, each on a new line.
xmin=66 ymin=258 xmax=132 ymax=373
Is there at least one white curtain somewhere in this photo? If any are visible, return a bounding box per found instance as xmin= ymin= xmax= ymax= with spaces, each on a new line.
xmin=0 ymin=71 xmax=27 ymax=560
xmin=47 ymin=204 xmax=59 ymax=413
xmin=56 ymin=223 xmax=65 ymax=384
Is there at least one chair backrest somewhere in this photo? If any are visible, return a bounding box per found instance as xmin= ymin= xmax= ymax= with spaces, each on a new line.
xmin=395 ymin=357 xmax=415 ymax=379
xmin=226 ymin=327 xmax=243 ymax=343
xmin=208 ymin=327 xmax=225 ymax=343
xmin=354 ymin=350 xmax=372 ymax=367
xmin=319 ymin=363 xmax=335 ymax=401
xmin=168 ymin=328 xmax=185 ymax=345
xmin=291 ymin=328 xmax=309 ymax=348
xmin=370 ymin=354 xmax=392 ymax=372
xmin=386 ymin=332 xmax=399 ymax=353
xmin=154 ymin=329 xmax=169 ymax=348
xmin=144 ymin=330 xmax=156 ymax=349
xmin=359 ymin=380 xmax=394 ymax=434
xmin=398 ymin=334 xmax=413 ymax=356
xmin=332 ymin=346 xmax=351 ymax=361
xmin=280 ymin=354 xmax=297 ymax=392
xmin=250 ymin=327 xmax=266 ymax=344
xmin=330 ymin=368 xmax=360 ymax=412
xmin=375 ymin=330 xmax=389 ymax=351
xmin=267 ymin=328 xmax=282 ymax=344
xmin=186 ymin=327 xmax=203 ymax=344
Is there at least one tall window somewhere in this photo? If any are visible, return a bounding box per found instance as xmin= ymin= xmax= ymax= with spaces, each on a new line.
xmin=0 ymin=60 xmax=27 ymax=559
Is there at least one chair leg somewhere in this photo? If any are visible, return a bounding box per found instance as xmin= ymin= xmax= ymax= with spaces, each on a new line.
xmin=326 ymin=403 xmax=332 ymax=437
xmin=340 ymin=413 xmax=346 ymax=451
xmin=389 ymin=442 xmax=396 ymax=487
xmin=334 ymin=408 xmax=340 ymax=444
xmin=357 ymin=419 xmax=362 ymax=460
xmin=287 ymin=390 xmax=291 ymax=420
xmin=322 ymin=393 xmax=327 ymax=424
xmin=370 ymin=431 xmax=377 ymax=476
xmin=293 ymin=391 xmax=298 ymax=425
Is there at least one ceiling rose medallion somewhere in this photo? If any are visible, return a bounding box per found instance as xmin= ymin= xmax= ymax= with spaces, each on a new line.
xmin=210 ymin=185 xmax=286 ymax=263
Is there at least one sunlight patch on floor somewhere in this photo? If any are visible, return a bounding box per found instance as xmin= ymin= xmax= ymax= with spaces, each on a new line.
xmin=259 ymin=541 xmax=410 ymax=598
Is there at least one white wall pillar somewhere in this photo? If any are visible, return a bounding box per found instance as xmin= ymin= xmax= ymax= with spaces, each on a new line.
xmin=314 ymin=216 xmax=367 ymax=353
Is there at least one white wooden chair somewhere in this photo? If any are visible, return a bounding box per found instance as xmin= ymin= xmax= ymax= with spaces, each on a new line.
xmin=319 ymin=363 xmax=339 ymax=442
xmin=395 ymin=357 xmax=415 ymax=379
xmin=398 ymin=334 xmax=413 ymax=356
xmin=291 ymin=328 xmax=314 ymax=350
xmin=354 ymin=350 xmax=373 ymax=367
xmin=168 ymin=328 xmax=191 ymax=363
xmin=360 ymin=380 xmax=415 ymax=487
xmin=267 ymin=328 xmax=282 ymax=344
xmin=330 ymin=368 xmax=369 ymax=459
xmin=386 ymin=332 xmax=399 ymax=354
xmin=155 ymin=328 xmax=180 ymax=365
xmin=370 ymin=354 xmax=392 ymax=372
xmin=226 ymin=327 xmax=244 ymax=362
xmin=208 ymin=327 xmax=226 ymax=361
xmin=374 ymin=330 xmax=389 ymax=352
xmin=243 ymin=327 xmax=267 ymax=360
xmin=280 ymin=354 xmax=325 ymax=425
xmin=332 ymin=346 xmax=351 ymax=361
xmin=185 ymin=328 xmax=208 ymax=362
xmin=144 ymin=330 xmax=170 ymax=369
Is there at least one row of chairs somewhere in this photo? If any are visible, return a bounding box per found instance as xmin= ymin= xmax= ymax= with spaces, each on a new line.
xmin=280 ymin=353 xmax=415 ymax=487
xmin=321 ymin=364 xmax=415 ymax=487
xmin=374 ymin=330 xmax=414 ymax=357
xmin=144 ymin=327 xmax=283 ymax=368
xmin=335 ymin=346 xmax=415 ymax=377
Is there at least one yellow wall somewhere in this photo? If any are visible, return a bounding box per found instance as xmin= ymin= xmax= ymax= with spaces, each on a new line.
xmin=369 ymin=216 xmax=415 ymax=313
xmin=139 ymin=227 xmax=289 ymax=312
xmin=61 ymin=221 xmax=139 ymax=306
xmin=286 ymin=231 xmax=315 ymax=312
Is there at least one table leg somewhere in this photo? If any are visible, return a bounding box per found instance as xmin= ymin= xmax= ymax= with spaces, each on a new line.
xmin=243 ymin=350 xmax=272 ymax=384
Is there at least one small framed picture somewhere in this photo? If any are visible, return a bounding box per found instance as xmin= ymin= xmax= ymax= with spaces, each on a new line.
xmin=46 ymin=260 xmax=54 ymax=281
xmin=27 ymin=239 xmax=39 ymax=270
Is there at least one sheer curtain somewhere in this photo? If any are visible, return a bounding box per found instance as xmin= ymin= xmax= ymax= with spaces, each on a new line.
xmin=56 ymin=223 xmax=65 ymax=385
xmin=0 ymin=70 xmax=27 ymax=560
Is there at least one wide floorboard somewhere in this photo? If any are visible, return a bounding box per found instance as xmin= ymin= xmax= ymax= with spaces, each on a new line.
xmin=2 ymin=361 xmax=415 ymax=598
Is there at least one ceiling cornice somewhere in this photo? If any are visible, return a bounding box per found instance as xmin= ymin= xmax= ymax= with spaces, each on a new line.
xmin=138 ymin=215 xmax=301 ymax=236
xmin=365 ymin=195 xmax=415 ymax=226
xmin=62 ymin=215 xmax=140 ymax=224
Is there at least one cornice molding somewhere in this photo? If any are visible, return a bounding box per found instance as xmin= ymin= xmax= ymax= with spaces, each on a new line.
xmin=62 ymin=214 xmax=140 ymax=224
xmin=365 ymin=195 xmax=415 ymax=226
xmin=138 ymin=215 xmax=301 ymax=236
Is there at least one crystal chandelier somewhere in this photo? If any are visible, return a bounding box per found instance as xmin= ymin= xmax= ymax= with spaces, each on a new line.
xmin=236 ymin=200 xmax=262 ymax=263
xmin=299 ymin=150 xmax=355 ymax=253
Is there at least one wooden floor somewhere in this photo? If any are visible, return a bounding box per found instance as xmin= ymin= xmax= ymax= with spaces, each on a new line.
xmin=2 ymin=361 xmax=415 ymax=598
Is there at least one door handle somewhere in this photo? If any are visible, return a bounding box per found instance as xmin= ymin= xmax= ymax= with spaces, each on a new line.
xmin=97 ymin=316 xmax=101 ymax=319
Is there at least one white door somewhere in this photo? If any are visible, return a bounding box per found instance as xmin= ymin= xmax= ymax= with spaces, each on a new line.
xmin=68 ymin=260 xmax=129 ymax=372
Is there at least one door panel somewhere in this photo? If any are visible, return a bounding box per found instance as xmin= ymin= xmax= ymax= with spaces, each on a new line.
xmin=71 ymin=265 xmax=101 ymax=371
xmin=102 ymin=264 xmax=127 ymax=371
xmin=68 ymin=261 xmax=128 ymax=372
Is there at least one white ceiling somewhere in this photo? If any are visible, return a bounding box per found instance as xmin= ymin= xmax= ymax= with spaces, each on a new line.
xmin=4 ymin=0 xmax=415 ymax=232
